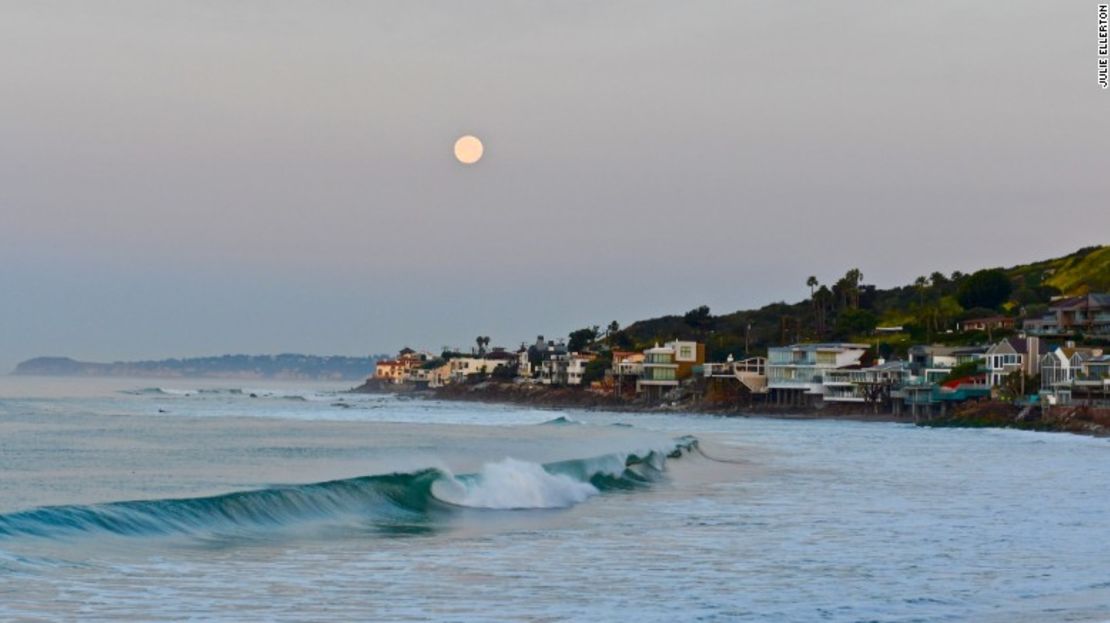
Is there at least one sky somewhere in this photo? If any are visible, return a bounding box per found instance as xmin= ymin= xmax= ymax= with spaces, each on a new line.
xmin=1 ymin=1 xmax=1108 ymax=371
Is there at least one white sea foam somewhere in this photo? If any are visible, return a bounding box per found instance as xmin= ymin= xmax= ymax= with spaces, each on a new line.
xmin=432 ymin=458 xmax=600 ymax=510
xmin=155 ymin=388 xmax=197 ymax=396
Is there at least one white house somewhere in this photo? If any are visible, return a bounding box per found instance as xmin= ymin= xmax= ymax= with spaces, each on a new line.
xmin=566 ymin=354 xmax=595 ymax=386
xmin=765 ymin=343 xmax=869 ymax=398
xmin=448 ymin=357 xmax=511 ymax=381
xmin=516 ymin=346 xmax=532 ymax=379
xmin=1041 ymin=346 xmax=1105 ymax=404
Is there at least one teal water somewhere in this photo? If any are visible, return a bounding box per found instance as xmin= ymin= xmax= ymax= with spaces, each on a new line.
xmin=1 ymin=377 xmax=1109 ymax=621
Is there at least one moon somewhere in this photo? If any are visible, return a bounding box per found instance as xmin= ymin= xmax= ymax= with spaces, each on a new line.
xmin=454 ymin=135 xmax=484 ymax=164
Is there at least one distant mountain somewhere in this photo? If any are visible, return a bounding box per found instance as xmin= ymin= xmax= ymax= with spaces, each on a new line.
xmin=12 ymin=354 xmax=389 ymax=381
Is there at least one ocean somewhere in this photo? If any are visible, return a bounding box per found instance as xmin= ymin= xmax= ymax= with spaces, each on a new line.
xmin=1 ymin=376 xmax=1109 ymax=622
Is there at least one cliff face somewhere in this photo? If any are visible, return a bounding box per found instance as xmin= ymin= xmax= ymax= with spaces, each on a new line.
xmin=12 ymin=354 xmax=388 ymax=381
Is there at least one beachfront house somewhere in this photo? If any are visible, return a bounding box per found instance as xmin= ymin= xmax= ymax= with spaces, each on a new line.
xmin=1041 ymin=346 xmax=1109 ymax=405
xmin=408 ymin=360 xmax=453 ymax=388
xmin=765 ymin=343 xmax=869 ymax=405
xmin=908 ymin=345 xmax=959 ymax=384
xmin=983 ymin=337 xmax=1047 ymax=388
xmin=516 ymin=345 xmax=532 ymax=379
xmin=1023 ymin=293 xmax=1110 ymax=338
xmin=448 ymin=356 xmax=512 ymax=382
xmin=611 ymin=351 xmax=644 ymax=377
xmin=539 ymin=352 xmax=569 ymax=385
xmin=567 ymin=353 xmax=596 ymax=386
xmin=703 ymin=355 xmax=768 ymax=395
xmin=636 ymin=341 xmax=705 ymax=399
xmin=822 ymin=360 xmax=911 ymax=403
xmin=609 ymin=350 xmax=644 ymax=395
xmin=374 ymin=348 xmax=428 ymax=384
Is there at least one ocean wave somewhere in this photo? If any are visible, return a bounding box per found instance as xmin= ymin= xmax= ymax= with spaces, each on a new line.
xmin=120 ymin=387 xmax=199 ymax=397
xmin=120 ymin=387 xmax=328 ymax=402
xmin=0 ymin=438 xmax=699 ymax=541
xmin=538 ymin=416 xmax=580 ymax=426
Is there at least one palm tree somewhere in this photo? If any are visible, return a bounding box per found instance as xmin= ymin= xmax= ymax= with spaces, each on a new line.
xmin=814 ymin=285 xmax=833 ymax=336
xmin=607 ymin=321 xmax=620 ymax=338
xmin=914 ymin=275 xmax=928 ymax=306
xmin=475 ymin=336 xmax=491 ymax=356
xmin=841 ymin=268 xmax=864 ymax=309
xmin=806 ymin=276 xmax=819 ymax=335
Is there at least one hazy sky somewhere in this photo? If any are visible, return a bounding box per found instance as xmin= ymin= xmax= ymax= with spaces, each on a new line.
xmin=1 ymin=1 xmax=1107 ymax=371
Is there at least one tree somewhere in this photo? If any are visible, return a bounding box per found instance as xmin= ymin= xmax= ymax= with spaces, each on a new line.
xmin=568 ymin=327 xmax=598 ymax=352
xmin=956 ymin=269 xmax=1012 ymax=310
xmin=941 ymin=360 xmax=982 ymax=384
xmin=845 ymin=268 xmax=864 ymax=309
xmin=833 ymin=269 xmax=864 ymax=310
xmin=833 ymin=308 xmax=877 ymax=338
xmin=877 ymin=342 xmax=894 ymax=360
xmin=491 ymin=363 xmax=516 ymax=381
xmin=814 ymin=285 xmax=833 ymax=336
xmin=999 ymin=370 xmax=1034 ymax=401
xmin=475 ymin=336 xmax=491 ymax=356
xmin=914 ymin=275 xmax=929 ymax=306
xmin=684 ymin=305 xmax=712 ymax=330
xmin=582 ymin=356 xmax=610 ymax=385
xmin=936 ymin=296 xmax=963 ymax=332
xmin=807 ymin=276 xmax=820 ymax=335
xmin=607 ymin=321 xmax=620 ymax=337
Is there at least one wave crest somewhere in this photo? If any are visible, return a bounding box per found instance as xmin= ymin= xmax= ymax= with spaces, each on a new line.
xmin=432 ymin=458 xmax=600 ymax=509
xmin=0 ymin=438 xmax=698 ymax=541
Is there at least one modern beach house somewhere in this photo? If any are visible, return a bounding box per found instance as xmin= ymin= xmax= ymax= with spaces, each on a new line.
xmin=765 ymin=343 xmax=868 ymax=405
xmin=636 ymin=340 xmax=705 ymax=399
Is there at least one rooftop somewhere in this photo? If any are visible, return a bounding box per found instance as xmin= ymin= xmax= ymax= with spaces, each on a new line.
xmin=771 ymin=343 xmax=869 ymax=352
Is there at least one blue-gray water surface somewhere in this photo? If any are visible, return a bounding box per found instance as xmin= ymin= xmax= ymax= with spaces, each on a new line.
xmin=1 ymin=377 xmax=1109 ymax=622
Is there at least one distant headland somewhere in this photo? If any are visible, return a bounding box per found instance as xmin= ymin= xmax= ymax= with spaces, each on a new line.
xmin=11 ymin=354 xmax=389 ymax=381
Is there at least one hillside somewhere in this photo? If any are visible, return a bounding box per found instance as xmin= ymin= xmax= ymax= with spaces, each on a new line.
xmin=608 ymin=245 xmax=1108 ymax=361
xmin=12 ymin=354 xmax=389 ymax=381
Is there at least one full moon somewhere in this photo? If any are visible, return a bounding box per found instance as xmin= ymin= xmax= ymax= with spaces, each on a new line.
xmin=453 ymin=135 xmax=484 ymax=164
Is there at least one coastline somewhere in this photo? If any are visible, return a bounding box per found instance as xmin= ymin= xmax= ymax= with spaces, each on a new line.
xmin=350 ymin=378 xmax=1110 ymax=436
xmin=351 ymin=378 xmax=918 ymax=424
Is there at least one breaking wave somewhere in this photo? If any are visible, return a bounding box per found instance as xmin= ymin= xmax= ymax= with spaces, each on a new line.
xmin=0 ymin=438 xmax=698 ymax=541
xmin=120 ymin=387 xmax=326 ymax=402
xmin=538 ymin=416 xmax=580 ymax=426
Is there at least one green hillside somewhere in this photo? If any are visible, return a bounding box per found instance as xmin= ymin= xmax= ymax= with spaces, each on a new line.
xmin=1044 ymin=246 xmax=1110 ymax=294
xmin=604 ymin=245 xmax=1108 ymax=361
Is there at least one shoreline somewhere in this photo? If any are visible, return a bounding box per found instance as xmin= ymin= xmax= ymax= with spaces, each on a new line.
xmin=351 ymin=379 xmax=918 ymax=424
xmin=350 ymin=378 xmax=1110 ymax=436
